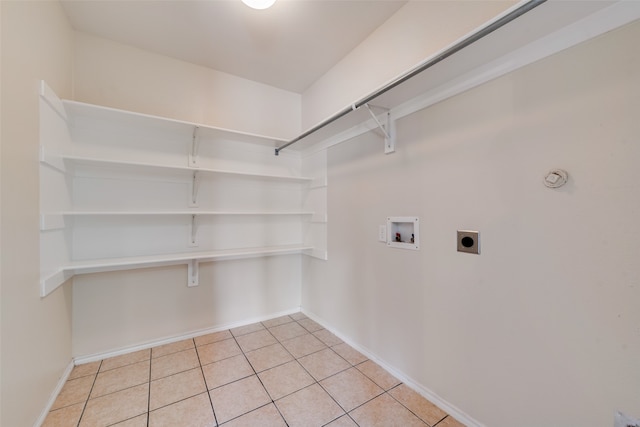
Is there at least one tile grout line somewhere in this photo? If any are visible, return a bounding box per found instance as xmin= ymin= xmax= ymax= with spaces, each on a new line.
xmin=232 ymin=323 xmax=292 ymax=426
xmin=147 ymin=348 xmax=152 ymax=427
xmin=194 ymin=338 xmax=219 ymax=426
xmin=75 ymin=360 xmax=103 ymax=427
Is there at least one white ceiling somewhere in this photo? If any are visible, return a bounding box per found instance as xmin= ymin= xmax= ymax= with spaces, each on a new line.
xmin=61 ymin=0 xmax=407 ymax=93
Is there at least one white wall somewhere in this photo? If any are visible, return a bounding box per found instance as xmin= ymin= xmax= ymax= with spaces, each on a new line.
xmin=74 ymin=32 xmax=301 ymax=139
xmin=301 ymin=0 xmax=516 ymax=130
xmin=0 ymin=1 xmax=73 ymax=425
xmin=302 ymin=20 xmax=640 ymax=427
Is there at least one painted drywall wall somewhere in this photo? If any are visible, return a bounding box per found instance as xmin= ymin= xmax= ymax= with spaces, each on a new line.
xmin=73 ymin=256 xmax=302 ymax=357
xmin=0 ymin=1 xmax=74 ymax=425
xmin=301 ymin=0 xmax=516 ymax=130
xmin=73 ymin=32 xmax=301 ymax=139
xmin=302 ymin=20 xmax=640 ymax=427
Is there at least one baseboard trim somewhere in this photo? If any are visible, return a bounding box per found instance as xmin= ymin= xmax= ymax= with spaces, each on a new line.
xmin=73 ymin=307 xmax=302 ymax=365
xmin=33 ymin=360 xmax=75 ymax=427
xmin=301 ymin=309 xmax=484 ymax=427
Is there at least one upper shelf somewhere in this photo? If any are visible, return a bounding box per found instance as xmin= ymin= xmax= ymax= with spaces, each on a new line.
xmin=63 ymin=99 xmax=287 ymax=149
xmin=278 ymin=0 xmax=639 ymax=153
xmin=46 ymin=154 xmax=313 ymax=182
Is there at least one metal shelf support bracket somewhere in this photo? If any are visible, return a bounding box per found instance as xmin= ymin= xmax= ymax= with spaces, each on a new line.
xmin=190 ymin=171 xmax=201 ymax=207
xmin=189 ymin=214 xmax=199 ymax=247
xmin=364 ymin=104 xmax=395 ymax=154
xmin=189 ymin=126 xmax=200 ymax=167
xmin=188 ymin=259 xmax=199 ymax=287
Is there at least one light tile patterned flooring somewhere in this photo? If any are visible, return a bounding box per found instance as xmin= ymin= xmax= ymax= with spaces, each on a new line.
xmin=44 ymin=313 xmax=465 ymax=427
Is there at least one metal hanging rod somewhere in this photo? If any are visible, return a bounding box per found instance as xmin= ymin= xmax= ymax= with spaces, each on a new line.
xmin=274 ymin=0 xmax=546 ymax=156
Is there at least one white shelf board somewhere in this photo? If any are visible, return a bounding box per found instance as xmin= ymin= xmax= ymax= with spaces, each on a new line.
xmin=57 ymin=155 xmax=313 ymax=182
xmin=41 ymin=244 xmax=314 ymax=297
xmin=40 ymin=211 xmax=315 ymax=230
xmin=62 ymin=100 xmax=288 ymax=148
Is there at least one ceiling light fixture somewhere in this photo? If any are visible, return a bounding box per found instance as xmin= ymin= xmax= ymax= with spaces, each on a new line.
xmin=241 ymin=0 xmax=276 ymax=10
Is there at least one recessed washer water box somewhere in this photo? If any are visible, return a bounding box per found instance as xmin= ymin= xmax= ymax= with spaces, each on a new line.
xmin=457 ymin=230 xmax=479 ymax=254
xmin=386 ymin=217 xmax=419 ymax=250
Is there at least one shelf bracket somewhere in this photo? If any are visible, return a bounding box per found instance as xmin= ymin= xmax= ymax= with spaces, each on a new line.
xmin=189 ymin=214 xmax=199 ymax=247
xmin=189 ymin=126 xmax=200 ymax=167
xmin=190 ymin=171 xmax=201 ymax=207
xmin=364 ymin=104 xmax=396 ymax=154
xmin=187 ymin=259 xmax=199 ymax=287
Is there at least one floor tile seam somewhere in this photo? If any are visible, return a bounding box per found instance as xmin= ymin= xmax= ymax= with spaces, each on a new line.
xmin=146 ymin=348 xmax=152 ymax=427
xmin=82 ymin=381 xmax=151 ymax=406
xmin=90 ymin=376 xmax=151 ymax=401
xmin=386 ymin=384 xmax=442 ymax=427
xmin=105 ymin=412 xmax=148 ymax=427
xmin=199 ymin=349 xmax=246 ymax=369
xmin=250 ymin=356 xmax=297 ymax=374
xmin=352 ymin=361 xmax=400 ymax=392
xmin=99 ymin=355 xmax=152 ymax=373
xmin=230 ymin=325 xmax=266 ymax=338
xmin=296 ymin=319 xmax=323 ymax=334
xmin=261 ymin=317 xmax=295 ymax=329
xmin=274 ymin=329 xmax=314 ymax=344
xmin=76 ymin=360 xmax=103 ymax=427
xmin=193 ymin=342 xmax=220 ymax=426
xmin=194 ymin=335 xmax=233 ymax=348
xmin=316 ymin=374 xmax=386 ymax=414
xmin=216 ymin=401 xmax=276 ymax=426
xmin=150 ymin=345 xmax=196 ymax=360
xmin=294 ymin=344 xmax=345 ymax=364
xmin=150 ymin=364 xmax=202 ymax=382
xmin=147 ymin=389 xmax=210 ymax=414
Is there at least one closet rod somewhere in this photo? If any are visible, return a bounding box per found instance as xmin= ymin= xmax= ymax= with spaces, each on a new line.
xmin=275 ymin=0 xmax=546 ymax=156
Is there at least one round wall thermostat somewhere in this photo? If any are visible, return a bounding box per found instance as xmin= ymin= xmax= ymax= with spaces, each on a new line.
xmin=543 ymin=169 xmax=568 ymax=188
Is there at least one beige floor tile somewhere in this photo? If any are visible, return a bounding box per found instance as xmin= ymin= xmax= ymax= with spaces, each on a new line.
xmin=269 ymin=322 xmax=308 ymax=342
xmin=235 ymin=329 xmax=277 ymax=353
xmin=51 ymin=375 xmax=95 ymax=410
xmin=100 ymin=349 xmax=151 ymax=372
xmin=152 ymin=339 xmax=194 ymax=358
xmin=197 ymin=338 xmax=242 ymax=365
xmin=332 ymin=343 xmax=367 ymax=365
xmin=245 ymin=343 xmax=293 ymax=373
xmin=90 ymin=360 xmax=150 ymax=399
xmin=289 ymin=312 xmax=307 ymax=321
xmin=389 ymin=384 xmax=447 ymax=426
xmin=230 ymin=322 xmax=265 ymax=337
xmin=149 ymin=392 xmax=215 ymax=427
xmin=258 ymin=360 xmax=315 ymax=400
xmin=79 ymin=383 xmax=149 ymax=426
xmin=150 ymin=367 xmax=207 ymax=410
xmin=356 ymin=360 xmax=401 ymax=391
xmin=209 ymin=375 xmax=271 ymax=424
xmin=436 ymin=415 xmax=467 ymax=427
xmin=281 ymin=333 xmax=326 ymax=358
xmin=313 ymin=329 xmax=343 ymax=346
xmin=349 ymin=393 xmax=427 ymax=427
xmin=321 ymin=367 xmax=383 ymax=412
xmin=69 ymin=361 xmax=101 ymax=380
xmin=194 ymin=330 xmax=232 ymax=347
xmin=298 ymin=348 xmax=350 ymax=381
xmin=325 ymin=414 xmax=359 ymax=427
xmin=297 ymin=318 xmax=323 ymax=333
xmin=202 ymin=354 xmax=254 ymax=390
xmin=151 ymin=348 xmax=200 ymax=380
xmin=222 ymin=403 xmax=286 ymax=427
xmin=112 ymin=414 xmax=148 ymax=426
xmin=275 ymin=383 xmax=345 ymax=427
xmin=262 ymin=315 xmax=294 ymax=328
xmin=42 ymin=402 xmax=84 ymax=427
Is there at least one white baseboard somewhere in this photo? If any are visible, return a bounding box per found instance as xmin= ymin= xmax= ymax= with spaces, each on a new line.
xmin=301 ymin=309 xmax=484 ymax=427
xmin=33 ymin=360 xmax=75 ymax=427
xmin=73 ymin=307 xmax=302 ymax=365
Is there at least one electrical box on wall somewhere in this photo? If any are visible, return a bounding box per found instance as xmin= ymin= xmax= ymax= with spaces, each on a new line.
xmin=387 ymin=217 xmax=419 ymax=250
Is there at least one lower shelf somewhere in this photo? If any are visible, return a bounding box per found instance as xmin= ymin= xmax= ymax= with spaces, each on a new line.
xmin=40 ymin=245 xmax=314 ymax=297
